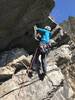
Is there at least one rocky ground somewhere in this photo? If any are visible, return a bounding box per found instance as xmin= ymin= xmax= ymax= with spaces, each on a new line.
xmin=0 ymin=35 xmax=75 ymax=100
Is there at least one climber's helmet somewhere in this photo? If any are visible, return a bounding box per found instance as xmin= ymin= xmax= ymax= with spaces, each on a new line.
xmin=45 ymin=26 xmax=51 ymax=31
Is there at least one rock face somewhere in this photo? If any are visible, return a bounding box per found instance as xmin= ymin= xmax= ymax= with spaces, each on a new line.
xmin=0 ymin=0 xmax=54 ymax=53
xmin=0 ymin=4 xmax=75 ymax=99
xmin=59 ymin=17 xmax=75 ymax=100
xmin=61 ymin=16 xmax=75 ymax=42
xmin=0 ymin=44 xmax=74 ymax=100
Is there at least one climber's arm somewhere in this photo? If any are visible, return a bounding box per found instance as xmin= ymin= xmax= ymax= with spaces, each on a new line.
xmin=34 ymin=25 xmax=46 ymax=40
xmin=34 ymin=25 xmax=46 ymax=33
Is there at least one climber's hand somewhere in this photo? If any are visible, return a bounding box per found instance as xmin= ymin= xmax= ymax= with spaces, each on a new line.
xmin=34 ymin=25 xmax=38 ymax=30
xmin=49 ymin=39 xmax=56 ymax=46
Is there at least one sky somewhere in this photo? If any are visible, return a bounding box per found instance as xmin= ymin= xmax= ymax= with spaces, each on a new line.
xmin=51 ymin=0 xmax=75 ymax=23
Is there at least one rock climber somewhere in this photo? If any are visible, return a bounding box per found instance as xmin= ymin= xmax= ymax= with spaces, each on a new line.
xmin=28 ymin=18 xmax=64 ymax=79
xmin=33 ymin=25 xmax=53 ymax=77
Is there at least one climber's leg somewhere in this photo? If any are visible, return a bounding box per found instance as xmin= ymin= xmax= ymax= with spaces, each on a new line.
xmin=41 ymin=52 xmax=47 ymax=74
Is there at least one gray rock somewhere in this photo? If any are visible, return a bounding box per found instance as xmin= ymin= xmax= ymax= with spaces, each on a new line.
xmin=0 ymin=48 xmax=32 ymax=84
xmin=47 ymin=45 xmax=72 ymax=66
xmin=0 ymin=0 xmax=55 ymax=52
xmin=0 ymin=48 xmax=28 ymax=67
xmin=0 ymin=45 xmax=74 ymax=100
xmin=0 ymin=67 xmax=64 ymax=100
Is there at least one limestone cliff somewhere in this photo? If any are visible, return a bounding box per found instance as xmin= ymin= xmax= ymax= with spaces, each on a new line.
xmin=0 ymin=1 xmax=75 ymax=100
